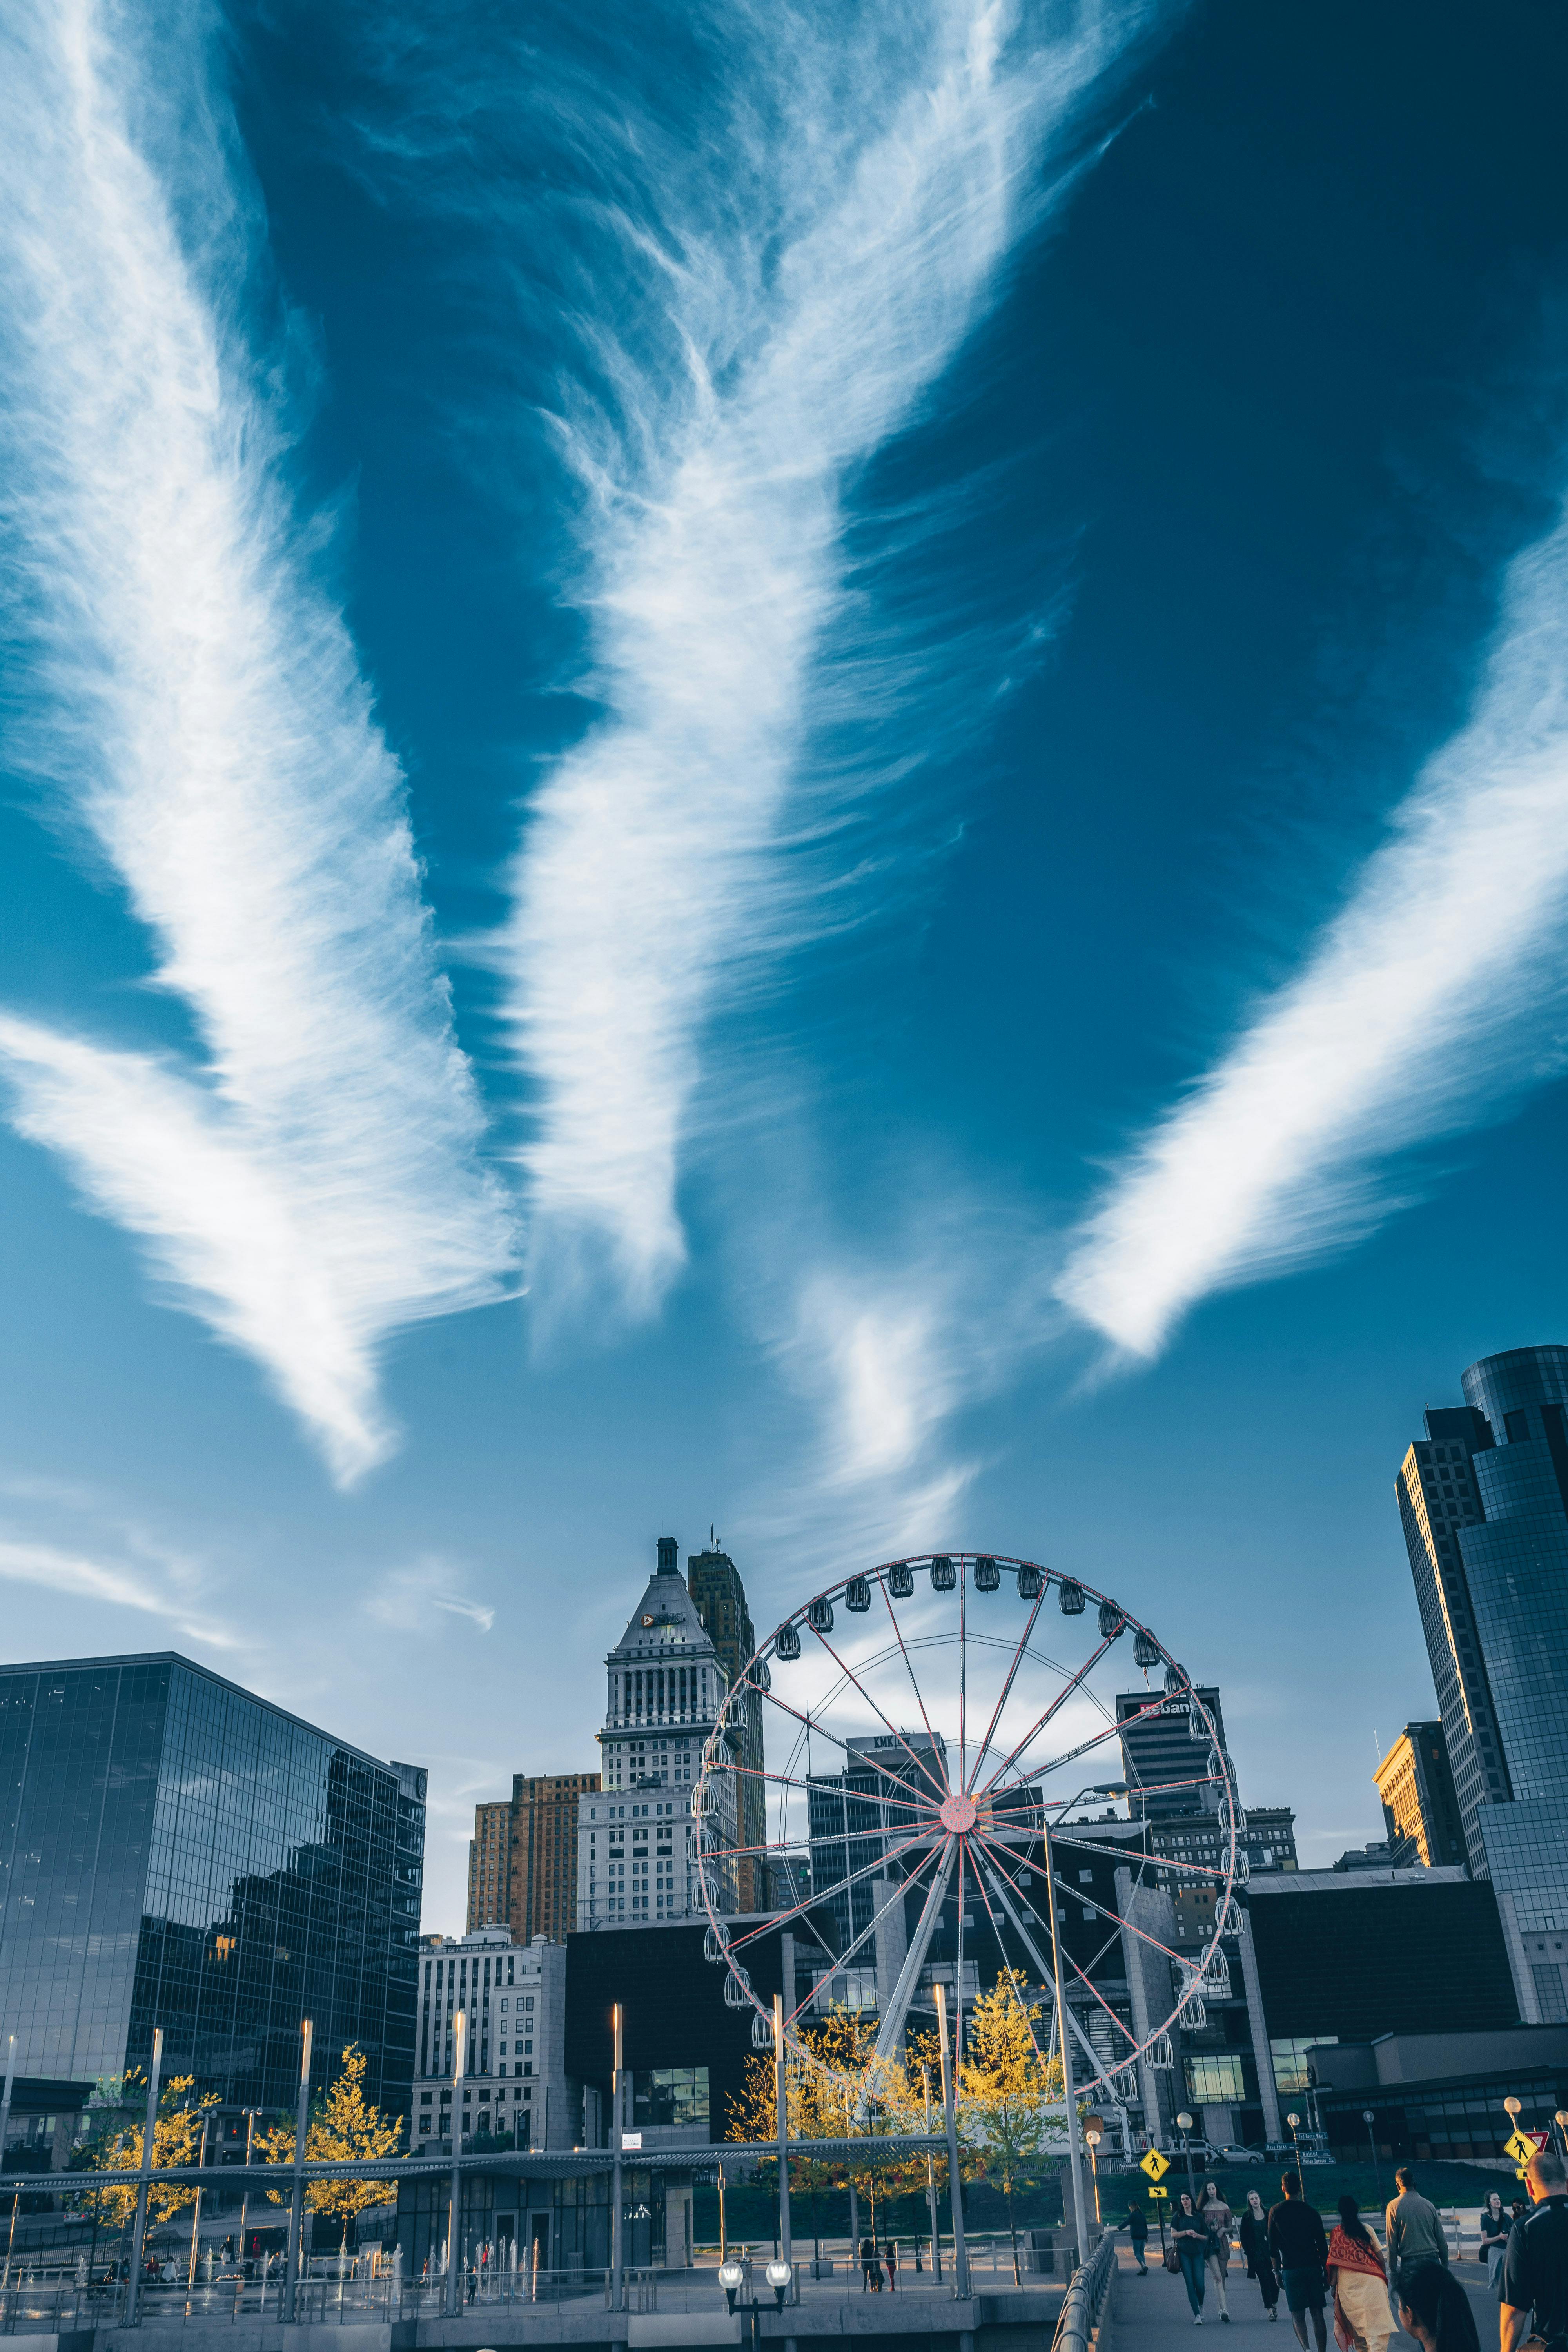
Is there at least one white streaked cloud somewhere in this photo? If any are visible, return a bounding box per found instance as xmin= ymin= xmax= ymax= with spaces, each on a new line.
xmin=0 ymin=1537 xmax=237 ymax=1652
xmin=1056 ymin=505 xmax=1568 ymax=1359
xmin=368 ymin=1561 xmax=496 ymax=1635
xmin=501 ymin=0 xmax=1152 ymax=1317
xmin=0 ymin=0 xmax=516 ymax=1479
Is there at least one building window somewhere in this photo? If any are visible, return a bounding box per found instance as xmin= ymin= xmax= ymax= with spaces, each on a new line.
xmin=1185 ymin=2054 xmax=1247 ymax=2103
xmin=633 ymin=2065 xmax=710 ymax=2133
xmin=1270 ymin=2037 xmax=1335 ymax=2096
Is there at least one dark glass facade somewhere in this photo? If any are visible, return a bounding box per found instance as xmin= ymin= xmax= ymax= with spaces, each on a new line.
xmin=1396 ymin=1348 xmax=1568 ymax=2013
xmin=0 ymin=1654 xmax=425 ymax=2118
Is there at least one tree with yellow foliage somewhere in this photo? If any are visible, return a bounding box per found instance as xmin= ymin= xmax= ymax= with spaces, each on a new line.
xmin=81 ymin=2074 xmax=221 ymax=2230
xmin=728 ymin=2006 xmax=904 ymax=2266
xmin=956 ymin=1971 xmax=1060 ymax=2284
xmin=255 ymin=2046 xmax=403 ymax=2253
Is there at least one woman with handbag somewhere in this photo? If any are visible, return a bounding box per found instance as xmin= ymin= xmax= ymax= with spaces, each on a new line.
xmin=1326 ymin=2196 xmax=1392 ymax=2352
xmin=1240 ymin=2189 xmax=1281 ymax=2321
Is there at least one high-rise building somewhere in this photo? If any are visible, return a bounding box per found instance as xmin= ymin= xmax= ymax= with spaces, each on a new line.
xmin=686 ymin=1544 xmax=767 ymax=1913
xmin=577 ymin=1541 xmax=738 ymax=1928
xmin=1117 ymin=1686 xmax=1226 ymax=1816
xmin=510 ymin=1775 xmax=597 ymax=1942
xmin=413 ymin=1925 xmax=572 ymax=2151
xmin=465 ymin=1777 xmax=599 ymax=1944
xmin=468 ymin=1800 xmax=512 ymax=1929
xmin=0 ymin=1652 xmax=425 ymax=2116
xmin=1396 ymin=1347 xmax=1568 ymax=2020
xmin=1375 ymin=1724 xmax=1466 ymax=1869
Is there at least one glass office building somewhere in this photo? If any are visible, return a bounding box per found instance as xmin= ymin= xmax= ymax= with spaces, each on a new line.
xmin=1396 ymin=1347 xmax=1568 ymax=2021
xmin=0 ymin=1654 xmax=425 ymax=2116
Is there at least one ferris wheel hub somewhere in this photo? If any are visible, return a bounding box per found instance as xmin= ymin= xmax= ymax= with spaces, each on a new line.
xmin=939 ymin=1791 xmax=978 ymax=1833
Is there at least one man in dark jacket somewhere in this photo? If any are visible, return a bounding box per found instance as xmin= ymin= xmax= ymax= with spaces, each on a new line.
xmin=1267 ymin=2174 xmax=1328 ymax=2352
xmin=1501 ymin=2147 xmax=1568 ymax=2352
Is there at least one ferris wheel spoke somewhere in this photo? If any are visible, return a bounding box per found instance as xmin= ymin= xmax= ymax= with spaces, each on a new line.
xmin=724 ymin=1821 xmax=940 ymax=1958
xmin=973 ymin=1626 xmax=1120 ymax=1802
xmin=777 ymin=1835 xmax=950 ymax=2031
xmin=876 ymin=1572 xmax=947 ymax=1779
xmin=724 ymin=1757 xmax=934 ymax=1819
xmin=973 ymin=1822 xmax=1197 ymax=2004
xmin=967 ymin=1830 xmax=1134 ymax=2099
xmin=964 ymin=1582 xmax=1047 ymax=1802
xmin=756 ymin=1684 xmax=945 ymax=1807
xmin=1048 ymin=1829 xmax=1235 ymax=1884
xmin=804 ymin=1621 xmax=947 ymax=1804
xmin=965 ymin=1842 xmax=1093 ymax=2099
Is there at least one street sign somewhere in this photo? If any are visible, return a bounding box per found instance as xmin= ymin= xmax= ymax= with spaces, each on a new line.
xmin=1506 ymin=2129 xmax=1537 ymax=2164
xmin=1148 ymin=2186 xmax=1171 ymax=2200
xmin=1140 ymin=2148 xmax=1171 ymax=2181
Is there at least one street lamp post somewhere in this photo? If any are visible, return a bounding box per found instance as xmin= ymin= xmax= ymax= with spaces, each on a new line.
xmin=1041 ymin=1827 xmax=1094 ymax=2266
xmin=444 ymin=2011 xmax=466 ymax=2319
xmin=1286 ymin=2112 xmax=1304 ymax=2185
xmin=282 ymin=2020 xmax=314 ymax=2325
xmin=719 ymin=2254 xmax=794 ymax=2352
xmin=1555 ymin=2111 xmax=1568 ymax=2162
xmin=921 ymin=2067 xmax=943 ymax=2282
xmin=1083 ymin=2119 xmax=1104 ymax=2227
xmin=933 ymin=1982 xmax=972 ymax=2301
xmin=1362 ymin=2110 xmax=1381 ymax=2203
xmin=1176 ymin=2112 xmax=1198 ymax=2210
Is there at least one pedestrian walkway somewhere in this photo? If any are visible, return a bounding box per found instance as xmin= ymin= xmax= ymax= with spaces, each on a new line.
xmin=1108 ymin=2243 xmax=1506 ymax=2352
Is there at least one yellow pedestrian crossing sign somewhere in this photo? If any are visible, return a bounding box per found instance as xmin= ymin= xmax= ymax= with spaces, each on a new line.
xmin=1140 ymin=2148 xmax=1171 ymax=2181
xmin=1506 ymin=2129 xmax=1537 ymax=2164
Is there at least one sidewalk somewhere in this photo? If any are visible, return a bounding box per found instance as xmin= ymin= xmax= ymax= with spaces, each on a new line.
xmin=1109 ymin=2246 xmax=1506 ymax=2352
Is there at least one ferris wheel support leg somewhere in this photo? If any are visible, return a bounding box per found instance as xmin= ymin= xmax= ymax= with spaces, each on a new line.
xmin=863 ymin=1842 xmax=956 ymax=2094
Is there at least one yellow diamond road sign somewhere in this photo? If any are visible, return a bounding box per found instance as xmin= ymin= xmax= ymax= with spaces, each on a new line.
xmin=1506 ymin=2129 xmax=1536 ymax=2164
xmin=1140 ymin=2148 xmax=1171 ymax=2181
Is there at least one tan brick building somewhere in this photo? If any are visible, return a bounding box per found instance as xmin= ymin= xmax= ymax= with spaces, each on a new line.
xmin=466 ymin=1771 xmax=599 ymax=1942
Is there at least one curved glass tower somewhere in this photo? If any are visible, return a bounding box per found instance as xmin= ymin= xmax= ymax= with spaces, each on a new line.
xmin=1396 ymin=1347 xmax=1568 ymax=2022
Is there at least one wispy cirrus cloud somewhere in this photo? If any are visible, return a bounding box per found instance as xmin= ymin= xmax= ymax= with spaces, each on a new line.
xmin=369 ymin=1561 xmax=496 ymax=1635
xmin=1056 ymin=505 xmax=1568 ymax=1360
xmin=0 ymin=0 xmax=515 ymax=1482
xmin=488 ymin=0 xmax=1156 ymax=1319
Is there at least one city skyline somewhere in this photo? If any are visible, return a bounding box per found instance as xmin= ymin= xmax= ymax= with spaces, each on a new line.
xmin=0 ymin=2 xmax=1565 ymax=1935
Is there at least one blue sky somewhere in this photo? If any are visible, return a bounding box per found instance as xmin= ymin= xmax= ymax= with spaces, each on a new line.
xmin=2 ymin=0 xmax=1567 ymax=1927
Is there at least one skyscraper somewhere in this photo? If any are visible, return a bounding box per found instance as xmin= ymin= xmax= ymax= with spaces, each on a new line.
xmin=1396 ymin=1346 xmax=1568 ymax=2020
xmin=1374 ymin=1724 xmax=1466 ymax=1869
xmin=0 ymin=1653 xmax=424 ymax=2114
xmin=1117 ymin=1685 xmax=1226 ymax=1816
xmin=687 ymin=1543 xmax=768 ymax=1913
xmin=466 ymin=1774 xmax=599 ymax=1942
xmin=576 ymin=1541 xmax=738 ymax=1928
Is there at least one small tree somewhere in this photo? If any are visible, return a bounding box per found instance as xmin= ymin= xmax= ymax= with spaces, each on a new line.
xmin=256 ymin=2047 xmax=403 ymax=2254
xmin=957 ymin=1972 xmax=1056 ymax=2283
xmin=84 ymin=2075 xmax=220 ymax=2231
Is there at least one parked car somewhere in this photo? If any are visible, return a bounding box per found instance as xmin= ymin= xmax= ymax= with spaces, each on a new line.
xmin=1217 ymin=2145 xmax=1266 ymax=2167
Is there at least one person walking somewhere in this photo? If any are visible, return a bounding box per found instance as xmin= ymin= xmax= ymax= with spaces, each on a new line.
xmin=1477 ymin=2192 xmax=1508 ymax=2290
xmin=884 ymin=2241 xmax=897 ymax=2292
xmin=1396 ymin=2263 xmax=1479 ymax=2352
xmin=1326 ymin=2195 xmax=1391 ymax=2352
xmin=1500 ymin=2146 xmax=1568 ymax=2352
xmin=1127 ymin=2200 xmax=1150 ymax=2276
xmin=859 ymin=2235 xmax=878 ymax=2292
xmin=1383 ymin=2168 xmax=1449 ymax=2303
xmin=1201 ymin=2181 xmax=1234 ymax=2322
xmin=1240 ymin=2189 xmax=1280 ymax=2321
xmin=1175 ymin=2191 xmax=1210 ymax=2324
xmin=1268 ymin=2171 xmax=1329 ymax=2352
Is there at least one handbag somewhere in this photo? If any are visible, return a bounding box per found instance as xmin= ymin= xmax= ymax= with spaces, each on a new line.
xmin=1164 ymin=2245 xmax=1181 ymax=2274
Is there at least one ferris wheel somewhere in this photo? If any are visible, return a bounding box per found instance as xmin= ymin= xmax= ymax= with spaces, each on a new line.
xmin=693 ymin=1553 xmax=1241 ymax=2113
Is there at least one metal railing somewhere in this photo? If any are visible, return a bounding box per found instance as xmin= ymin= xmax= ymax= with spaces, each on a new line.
xmin=1052 ymin=2232 xmax=1116 ymax=2352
